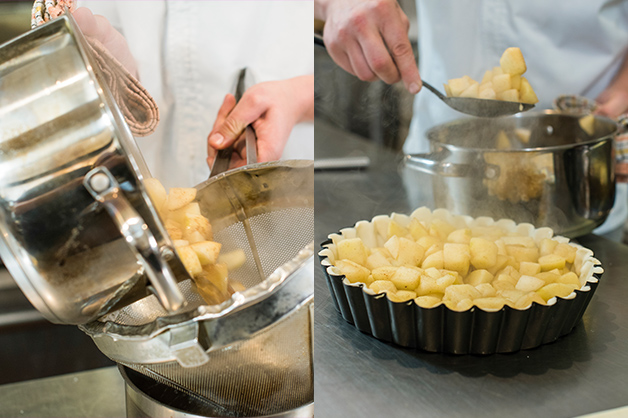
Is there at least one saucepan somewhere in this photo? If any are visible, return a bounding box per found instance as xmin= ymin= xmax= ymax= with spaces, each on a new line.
xmin=404 ymin=111 xmax=625 ymax=237
xmin=0 ymin=14 xmax=188 ymax=324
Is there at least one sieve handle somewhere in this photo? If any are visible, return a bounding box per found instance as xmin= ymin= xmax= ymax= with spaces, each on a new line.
xmin=83 ymin=167 xmax=186 ymax=313
xmin=209 ymin=68 xmax=258 ymax=178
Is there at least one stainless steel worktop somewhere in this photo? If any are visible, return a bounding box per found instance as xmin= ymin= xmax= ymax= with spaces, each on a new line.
xmin=0 ymin=367 xmax=125 ymax=417
xmin=314 ymin=119 xmax=628 ymax=418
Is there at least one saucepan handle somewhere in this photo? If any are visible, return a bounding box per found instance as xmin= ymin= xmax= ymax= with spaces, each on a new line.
xmin=83 ymin=167 xmax=187 ymax=313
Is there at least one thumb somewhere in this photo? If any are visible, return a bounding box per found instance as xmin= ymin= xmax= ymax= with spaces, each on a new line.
xmin=208 ymin=92 xmax=267 ymax=149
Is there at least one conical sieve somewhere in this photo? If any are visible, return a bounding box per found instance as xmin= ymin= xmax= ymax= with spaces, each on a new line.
xmin=81 ymin=160 xmax=314 ymax=417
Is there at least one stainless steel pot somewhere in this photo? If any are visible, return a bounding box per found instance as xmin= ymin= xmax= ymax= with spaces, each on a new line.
xmin=0 ymin=15 xmax=188 ymax=324
xmin=405 ymin=111 xmax=621 ymax=237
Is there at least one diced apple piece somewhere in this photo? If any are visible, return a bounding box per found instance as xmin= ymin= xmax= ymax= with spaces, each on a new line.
xmin=498 ymin=88 xmax=519 ymax=102
xmin=493 ymin=279 xmax=515 ymax=292
xmin=537 ymin=283 xmax=577 ymax=301
xmin=492 ymin=66 xmax=504 ymax=76
xmin=168 ymin=202 xmax=202 ymax=224
xmin=337 ymin=238 xmax=369 ymax=266
xmin=443 ymin=284 xmax=481 ymax=304
xmin=177 ymin=245 xmax=203 ymax=277
xmin=366 ymin=251 xmax=392 ymax=270
xmin=190 ymin=241 xmax=221 ymax=265
xmin=499 ymin=289 xmax=525 ymax=304
xmin=409 ymin=218 xmax=429 ymax=240
xmin=369 ymin=280 xmax=397 ymax=294
xmin=417 ymin=236 xmax=441 ymax=251
xmin=469 ymin=237 xmax=498 ymax=269
xmin=506 ymin=245 xmax=539 ymax=263
xmin=492 ymin=73 xmax=511 ymax=94
xmin=515 ymin=275 xmax=545 ymax=292
xmin=539 ymin=238 xmax=559 ymax=256
xmin=167 ymin=188 xmax=197 ymax=211
xmin=387 ymin=220 xmax=410 ymax=239
xmin=443 ymin=243 xmax=470 ymax=277
xmin=144 ymin=178 xmax=167 ymax=212
xmin=199 ymin=262 xmax=229 ymax=296
xmin=510 ymin=74 xmax=522 ymax=90
xmin=481 ymin=70 xmax=493 ymax=84
xmin=422 ymin=250 xmax=444 ymax=269
xmin=164 ymin=219 xmax=183 ymax=240
xmin=554 ymin=243 xmax=577 ymax=264
xmin=536 ymin=271 xmax=561 ymax=284
xmin=515 ymin=292 xmax=546 ymax=309
xmin=447 ymin=228 xmax=472 ymax=244
xmin=475 ymin=283 xmax=497 ymax=298
xmin=579 ymin=114 xmax=596 ymax=136
xmin=218 ymin=249 xmax=246 ymax=270
xmin=417 ymin=273 xmax=455 ymax=296
xmin=502 ymin=236 xmax=536 ymax=247
xmin=371 ymin=266 xmax=399 ymax=282
xmin=183 ymin=213 xmax=213 ymax=240
xmin=487 ymin=254 xmax=514 ymax=275
xmin=519 ymin=261 xmax=541 ymax=276
xmin=415 ymin=295 xmax=442 ymax=308
xmin=173 ymin=239 xmax=189 ymax=247
xmin=335 ymin=259 xmax=371 ymax=284
xmin=475 ymin=297 xmax=507 ymax=311
xmin=495 ymin=130 xmax=511 ymax=150
xmin=385 ymin=236 xmax=424 ymax=266
xmin=465 ymin=269 xmax=494 ymax=286
xmin=390 ymin=266 xmax=421 ymax=291
xmin=429 ymin=219 xmax=456 ymax=241
xmin=388 ymin=290 xmax=417 ymax=302
xmin=448 ymin=77 xmax=472 ymax=97
xmin=460 ymin=82 xmax=480 ymax=98
xmin=538 ymin=253 xmax=566 ymax=271
xmin=500 ymin=47 xmax=527 ymax=75
xmin=443 ymin=83 xmax=452 ymax=97
xmin=479 ymin=88 xmax=497 ymax=100
xmin=519 ymin=77 xmax=539 ymax=104
xmin=558 ymin=272 xmax=581 ymax=288
xmin=514 ymin=128 xmax=531 ymax=144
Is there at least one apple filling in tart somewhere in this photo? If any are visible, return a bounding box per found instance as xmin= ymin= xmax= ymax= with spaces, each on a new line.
xmin=144 ymin=178 xmax=246 ymax=304
xmin=321 ymin=208 xmax=601 ymax=312
xmin=444 ymin=47 xmax=538 ymax=104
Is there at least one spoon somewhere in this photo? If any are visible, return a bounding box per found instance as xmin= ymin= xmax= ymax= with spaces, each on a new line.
xmin=313 ymin=34 xmax=534 ymax=118
xmin=422 ymin=81 xmax=535 ymax=118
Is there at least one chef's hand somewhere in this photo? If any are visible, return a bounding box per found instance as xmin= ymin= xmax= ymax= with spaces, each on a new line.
xmin=72 ymin=7 xmax=139 ymax=79
xmin=595 ymin=88 xmax=628 ymax=119
xmin=207 ymin=75 xmax=314 ymax=169
xmin=595 ymin=52 xmax=628 ymax=119
xmin=315 ymin=0 xmax=421 ymax=94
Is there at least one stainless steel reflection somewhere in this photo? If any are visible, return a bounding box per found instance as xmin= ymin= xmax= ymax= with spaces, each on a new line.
xmin=405 ymin=111 xmax=618 ymax=237
xmin=0 ymin=16 xmax=188 ymax=324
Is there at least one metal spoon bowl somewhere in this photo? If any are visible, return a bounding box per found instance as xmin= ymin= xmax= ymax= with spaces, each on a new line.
xmin=422 ymin=81 xmax=535 ymax=118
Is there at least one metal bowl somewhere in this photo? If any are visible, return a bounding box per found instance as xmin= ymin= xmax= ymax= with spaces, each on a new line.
xmin=405 ymin=111 xmax=619 ymax=237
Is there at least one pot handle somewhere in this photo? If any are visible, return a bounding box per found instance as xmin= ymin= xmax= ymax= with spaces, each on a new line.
xmin=403 ymin=151 xmax=499 ymax=179
xmin=83 ymin=167 xmax=187 ymax=313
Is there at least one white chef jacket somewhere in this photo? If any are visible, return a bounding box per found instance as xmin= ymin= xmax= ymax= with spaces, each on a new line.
xmin=406 ymin=0 xmax=628 ymax=233
xmin=80 ymin=1 xmax=314 ymax=189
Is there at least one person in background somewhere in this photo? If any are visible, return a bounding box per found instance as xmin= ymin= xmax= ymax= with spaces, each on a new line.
xmin=315 ymin=0 xmax=628 ymax=234
xmin=74 ymin=1 xmax=314 ymax=189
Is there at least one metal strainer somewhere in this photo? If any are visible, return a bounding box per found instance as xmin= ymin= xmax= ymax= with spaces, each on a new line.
xmin=80 ymin=160 xmax=314 ymax=417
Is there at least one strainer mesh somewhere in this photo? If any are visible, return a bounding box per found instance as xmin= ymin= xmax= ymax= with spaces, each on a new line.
xmin=105 ymin=201 xmax=313 ymax=415
xmin=123 ymin=303 xmax=313 ymax=417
